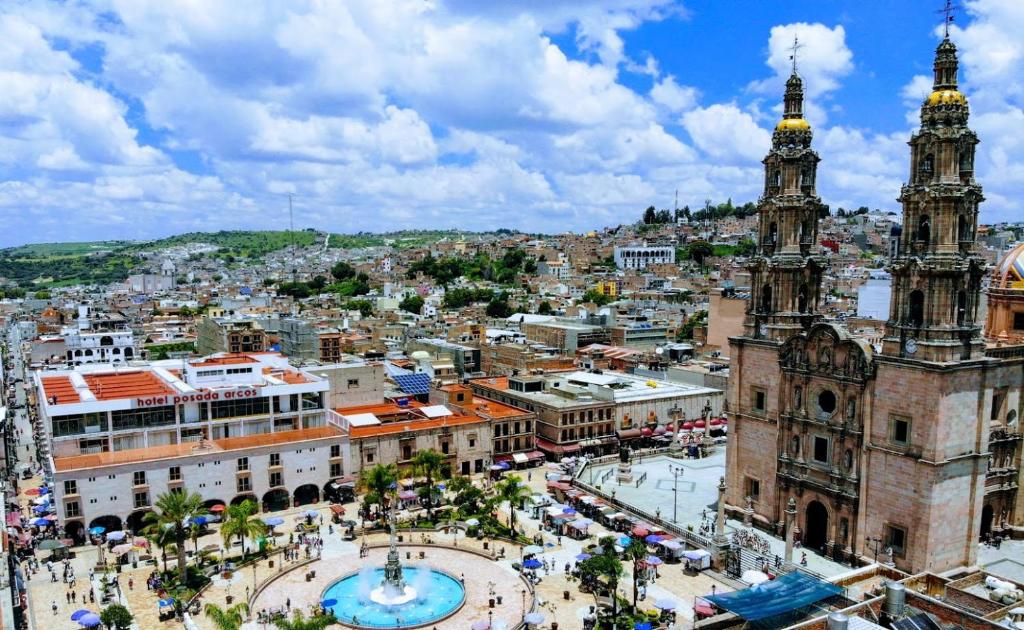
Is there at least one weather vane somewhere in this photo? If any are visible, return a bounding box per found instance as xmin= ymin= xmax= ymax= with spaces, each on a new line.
xmin=937 ymin=0 xmax=956 ymax=38
xmin=788 ymin=34 xmax=803 ymax=75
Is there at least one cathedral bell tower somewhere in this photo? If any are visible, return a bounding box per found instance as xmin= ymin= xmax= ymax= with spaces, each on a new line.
xmin=881 ymin=35 xmax=986 ymax=362
xmin=744 ymin=65 xmax=828 ymax=341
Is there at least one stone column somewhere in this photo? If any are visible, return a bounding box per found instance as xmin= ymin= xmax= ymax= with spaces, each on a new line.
xmin=784 ymin=498 xmax=797 ymax=564
xmin=743 ymin=495 xmax=754 ymax=527
xmin=715 ymin=477 xmax=727 ymax=542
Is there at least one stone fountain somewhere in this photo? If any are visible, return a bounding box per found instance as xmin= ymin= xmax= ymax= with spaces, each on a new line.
xmin=369 ymin=496 xmax=417 ymax=606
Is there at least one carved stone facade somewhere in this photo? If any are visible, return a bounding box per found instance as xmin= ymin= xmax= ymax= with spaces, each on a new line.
xmin=727 ymin=36 xmax=1023 ymax=574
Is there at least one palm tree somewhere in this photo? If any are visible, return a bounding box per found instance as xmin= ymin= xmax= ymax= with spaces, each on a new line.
xmin=578 ymin=536 xmax=624 ymax=623
xmin=273 ymin=609 xmax=331 ymax=630
xmin=220 ymin=499 xmax=266 ymax=560
xmin=495 ymin=475 xmax=531 ymax=536
xmin=412 ymin=449 xmax=444 ymax=519
xmin=144 ymin=490 xmax=206 ymax=583
xmin=359 ymin=463 xmax=397 ymax=523
xmin=204 ymin=602 xmax=249 ymax=630
xmin=142 ymin=521 xmax=176 ymax=575
xmin=622 ymin=537 xmax=649 ymax=611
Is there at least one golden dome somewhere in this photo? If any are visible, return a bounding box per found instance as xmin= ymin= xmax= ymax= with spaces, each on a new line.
xmin=775 ymin=117 xmax=810 ymax=132
xmin=992 ymin=243 xmax=1024 ymax=290
xmin=926 ymin=89 xmax=967 ymax=106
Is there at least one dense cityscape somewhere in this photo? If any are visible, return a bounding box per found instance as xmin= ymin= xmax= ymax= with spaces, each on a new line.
xmin=2 ymin=3 xmax=1024 ymax=630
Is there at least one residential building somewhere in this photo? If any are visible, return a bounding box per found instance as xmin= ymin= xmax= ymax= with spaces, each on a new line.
xmin=196 ymin=316 xmax=269 ymax=355
xmin=613 ymin=246 xmax=675 ymax=270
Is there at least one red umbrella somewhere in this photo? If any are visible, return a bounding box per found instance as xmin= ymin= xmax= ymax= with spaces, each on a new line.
xmin=632 ymin=525 xmax=649 ymax=537
xmin=45 ymin=514 xmax=58 ymax=521
xmin=694 ymin=420 xmax=707 ymax=428
xmin=665 ymin=424 xmax=674 ymax=432
xmin=681 ymin=422 xmax=694 ymax=431
xmin=25 ymin=488 xmax=41 ymax=496
xmin=208 ymin=504 xmax=226 ymax=513
xmin=641 ymin=427 xmax=653 ymax=437
xmin=710 ymin=418 xmax=724 ymax=427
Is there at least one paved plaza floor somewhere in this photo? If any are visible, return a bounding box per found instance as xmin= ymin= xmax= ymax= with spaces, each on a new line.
xmin=585 ymin=451 xmax=726 ymax=529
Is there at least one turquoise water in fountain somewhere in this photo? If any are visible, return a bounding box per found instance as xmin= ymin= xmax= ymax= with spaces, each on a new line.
xmin=322 ymin=567 xmax=465 ymax=628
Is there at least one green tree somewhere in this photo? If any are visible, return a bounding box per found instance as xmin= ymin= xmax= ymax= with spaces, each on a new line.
xmin=536 ymin=300 xmax=553 ymax=315
xmin=685 ymin=240 xmax=714 ymax=269
xmin=343 ymin=299 xmax=374 ymax=317
xmin=331 ymin=261 xmax=356 ymax=281
xmin=677 ymin=310 xmax=708 ymax=341
xmin=220 ymin=499 xmax=266 ymax=560
xmin=448 ymin=475 xmax=487 ymax=516
xmin=399 ymin=294 xmax=424 ymax=315
xmin=581 ymin=288 xmax=613 ymax=307
xmin=359 ymin=463 xmax=398 ymax=523
xmin=622 ymin=537 xmax=648 ymax=611
xmin=33 ymin=290 xmax=50 ymax=299
xmin=204 ymin=602 xmax=250 ymax=630
xmin=642 ymin=205 xmax=657 ymax=224
xmin=143 ymin=520 xmax=177 ymax=574
xmin=100 ymin=603 xmax=134 ymax=630
xmin=309 ymin=275 xmax=328 ymax=291
xmin=143 ymin=490 xmax=206 ymax=583
xmin=273 ymin=610 xmax=332 ymax=630
xmin=578 ymin=536 xmax=624 ymax=623
xmin=412 ymin=449 xmax=444 ymax=519
xmin=495 ymin=475 xmax=530 ymax=536
xmin=735 ymin=238 xmax=757 ymax=257
xmin=486 ymin=292 xmax=513 ymax=318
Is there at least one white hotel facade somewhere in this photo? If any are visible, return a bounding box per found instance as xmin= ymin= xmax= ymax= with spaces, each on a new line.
xmin=36 ymin=352 xmax=352 ymax=542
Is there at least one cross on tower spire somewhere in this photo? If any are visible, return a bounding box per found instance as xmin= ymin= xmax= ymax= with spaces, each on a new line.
xmin=937 ymin=0 xmax=956 ymax=38
xmin=788 ymin=34 xmax=803 ymax=75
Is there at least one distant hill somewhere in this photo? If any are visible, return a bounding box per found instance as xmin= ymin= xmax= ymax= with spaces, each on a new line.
xmin=0 ymin=229 xmax=514 ymax=288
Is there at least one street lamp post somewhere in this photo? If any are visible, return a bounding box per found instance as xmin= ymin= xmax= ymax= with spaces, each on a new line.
xmin=668 ymin=464 xmax=685 ymax=523
xmin=521 ymin=588 xmax=526 ymax=621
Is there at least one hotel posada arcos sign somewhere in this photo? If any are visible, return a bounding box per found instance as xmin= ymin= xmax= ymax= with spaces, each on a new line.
xmin=134 ymin=387 xmax=260 ymax=408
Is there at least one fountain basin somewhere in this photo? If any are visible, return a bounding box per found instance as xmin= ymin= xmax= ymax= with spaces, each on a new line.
xmin=322 ymin=567 xmax=465 ymax=628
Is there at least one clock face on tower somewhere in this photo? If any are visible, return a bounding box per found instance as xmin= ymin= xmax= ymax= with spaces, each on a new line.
xmin=905 ymin=338 xmax=918 ymax=355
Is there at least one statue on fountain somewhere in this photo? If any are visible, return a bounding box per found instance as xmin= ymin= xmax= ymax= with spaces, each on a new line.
xmin=382 ymin=496 xmax=405 ymax=593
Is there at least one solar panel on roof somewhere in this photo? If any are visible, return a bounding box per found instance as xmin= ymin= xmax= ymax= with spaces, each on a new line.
xmin=393 ymin=373 xmax=430 ymax=395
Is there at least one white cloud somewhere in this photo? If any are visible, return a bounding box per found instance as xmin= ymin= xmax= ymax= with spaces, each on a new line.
xmin=650 ymin=75 xmax=699 ymax=113
xmin=681 ymin=104 xmax=771 ymax=164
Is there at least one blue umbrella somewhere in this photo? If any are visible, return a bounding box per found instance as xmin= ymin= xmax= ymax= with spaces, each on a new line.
xmin=522 ymin=558 xmax=542 ymax=570
xmin=70 ymin=610 xmax=91 ymax=621
xmin=575 ymin=553 xmax=592 ymax=561
xmin=30 ymin=518 xmax=49 ymax=527
xmin=617 ymin=535 xmax=631 ymax=546
xmin=78 ymin=612 xmax=101 ymax=627
xmin=158 ymin=598 xmax=175 ymax=607
xmin=191 ymin=516 xmax=208 ymax=526
xmin=645 ymin=556 xmax=664 ymax=566
xmin=263 ymin=517 xmax=284 ymax=527
xmin=644 ymin=534 xmax=663 ymax=544
xmin=32 ymin=505 xmax=49 ymax=514
xmin=305 ymin=510 xmax=319 ymax=518
xmin=497 ymin=461 xmax=511 ymax=470
xmin=38 ymin=486 xmax=50 ymax=495
xmin=321 ymin=598 xmax=338 ymax=607
xmin=106 ymin=531 xmax=127 ymax=541
xmin=88 ymin=526 xmax=105 ymax=536
xmin=563 ymin=507 xmax=577 ymax=515
xmin=436 ymin=483 xmax=446 ymax=490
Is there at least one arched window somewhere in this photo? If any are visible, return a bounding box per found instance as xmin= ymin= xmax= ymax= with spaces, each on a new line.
xmin=958 ymin=151 xmax=972 ymax=173
xmin=761 ymin=284 xmax=773 ymax=313
xmin=797 ymin=284 xmax=809 ymax=314
xmin=790 ymin=435 xmax=801 ymax=457
xmin=773 ymin=170 xmax=782 ymax=187
xmin=844 ymin=449 xmax=854 ymax=470
xmin=767 ymin=222 xmax=778 ymax=245
xmin=908 ymin=290 xmax=925 ymax=328
xmin=917 ymin=215 xmax=931 ymax=243
xmin=958 ymin=215 xmax=969 ymax=242
xmin=956 ymin=290 xmax=967 ymax=325
xmin=920 ymin=153 xmax=934 ymax=180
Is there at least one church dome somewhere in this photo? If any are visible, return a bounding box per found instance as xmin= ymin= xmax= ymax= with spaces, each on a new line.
xmin=926 ymin=89 xmax=967 ymax=106
xmin=992 ymin=243 xmax=1024 ymax=290
xmin=776 ymin=117 xmax=810 ymax=132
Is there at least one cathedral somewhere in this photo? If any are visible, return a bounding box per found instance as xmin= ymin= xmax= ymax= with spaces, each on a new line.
xmin=725 ymin=33 xmax=1023 ymax=573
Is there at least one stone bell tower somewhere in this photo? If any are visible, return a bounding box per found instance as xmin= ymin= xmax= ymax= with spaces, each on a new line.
xmin=744 ymin=60 xmax=828 ymax=342
xmin=881 ymin=35 xmax=986 ymax=362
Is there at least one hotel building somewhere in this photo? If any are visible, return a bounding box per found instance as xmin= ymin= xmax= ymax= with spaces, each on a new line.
xmin=37 ymin=352 xmax=349 ymax=542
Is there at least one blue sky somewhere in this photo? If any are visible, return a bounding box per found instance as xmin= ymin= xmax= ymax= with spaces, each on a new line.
xmin=0 ymin=0 xmax=1021 ymax=246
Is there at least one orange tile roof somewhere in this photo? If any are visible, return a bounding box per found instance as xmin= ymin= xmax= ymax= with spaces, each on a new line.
xmin=82 ymin=371 xmax=175 ymax=401
xmin=472 ymin=376 xmax=510 ymax=391
xmin=41 ymin=376 xmax=77 ymax=404
xmin=349 ymin=414 xmax=484 ymax=439
xmin=466 ymin=399 xmax=529 ymax=419
xmin=191 ymin=354 xmax=256 ymax=367
xmin=53 ymin=426 xmax=342 ymax=472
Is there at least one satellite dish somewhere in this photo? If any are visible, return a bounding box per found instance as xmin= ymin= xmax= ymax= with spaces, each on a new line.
xmin=655 ymin=347 xmax=665 ymax=355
